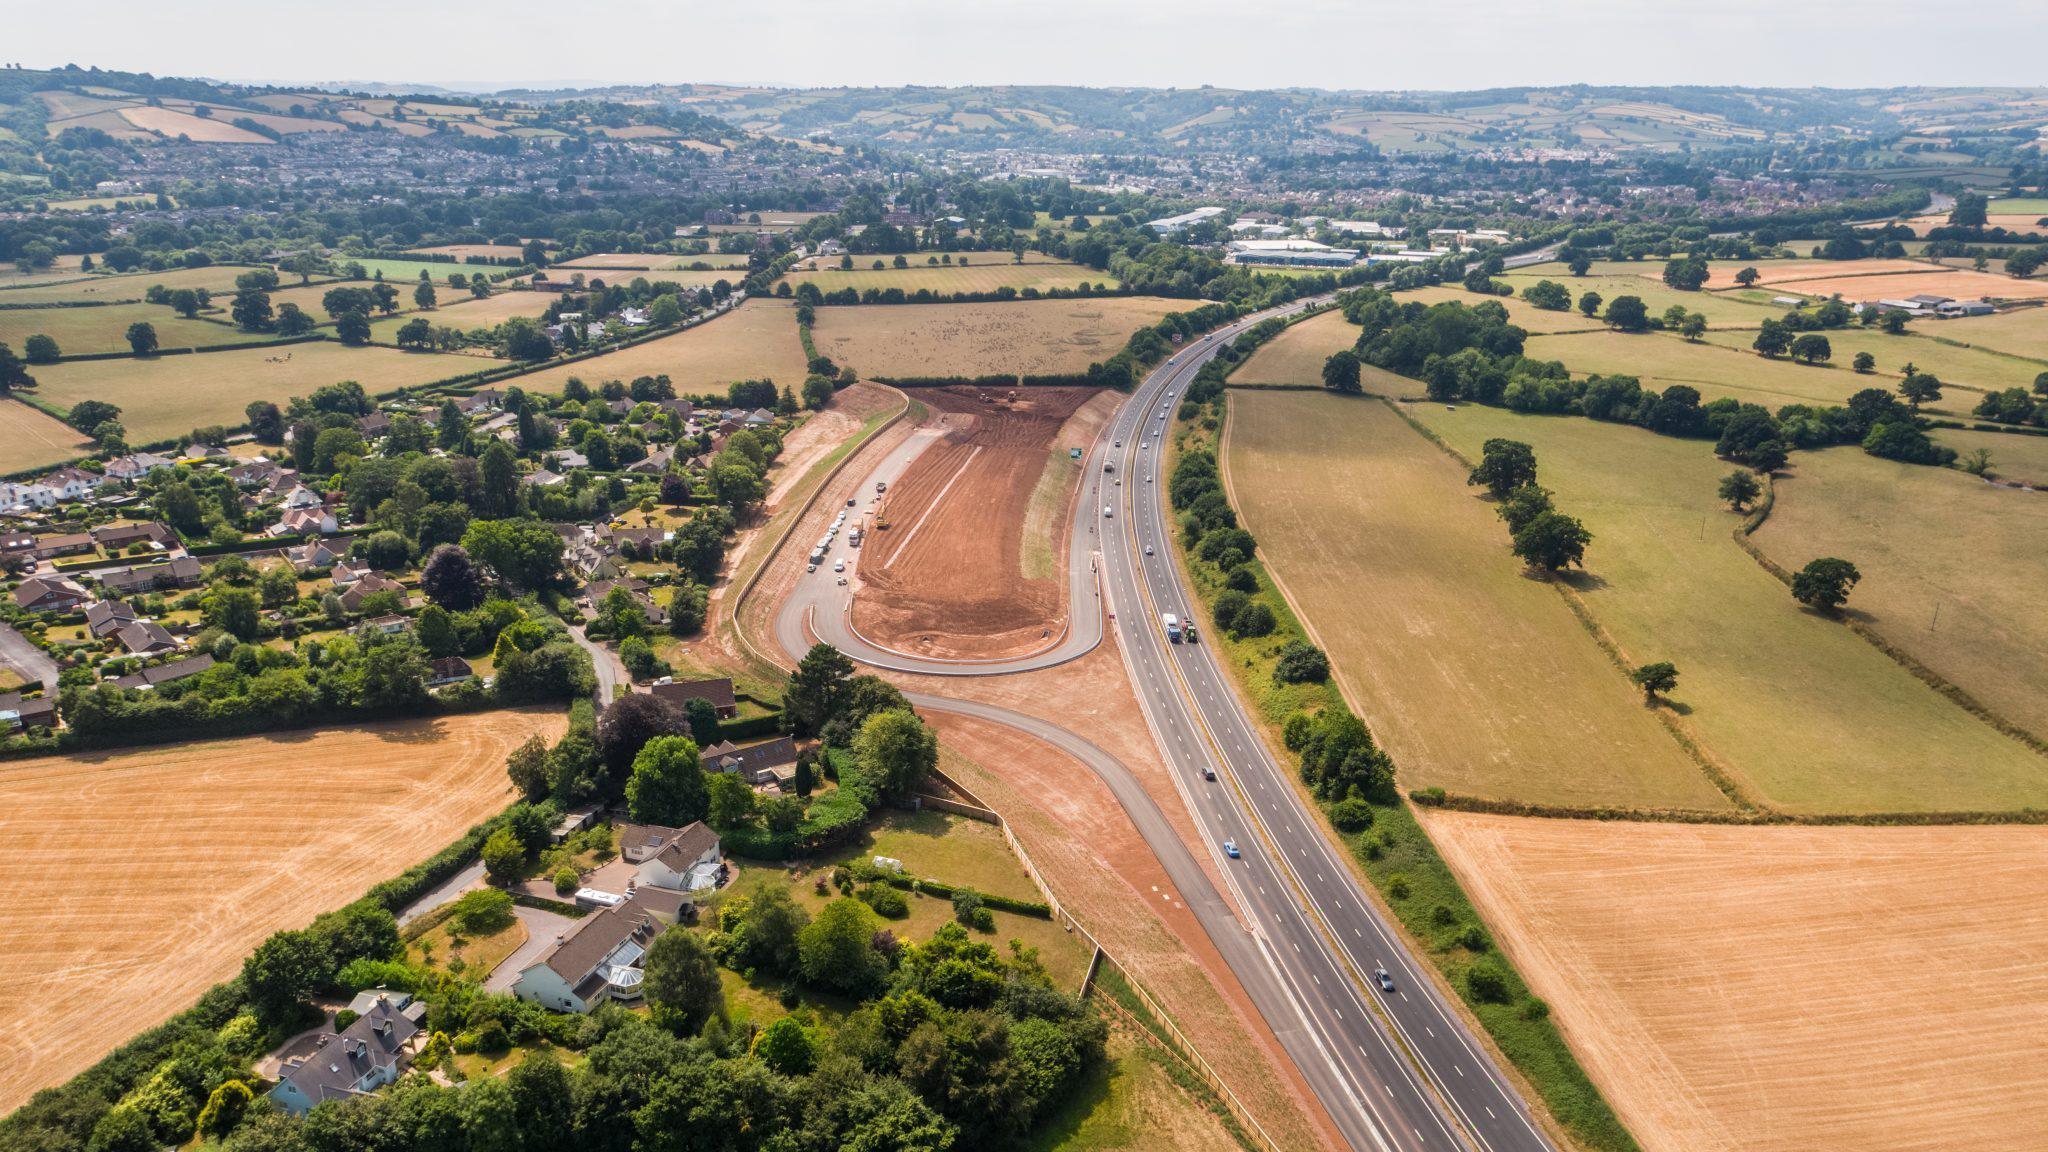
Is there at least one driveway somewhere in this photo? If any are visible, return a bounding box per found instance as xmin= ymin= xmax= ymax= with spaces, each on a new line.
xmin=568 ymin=625 xmax=627 ymax=709
xmin=0 ymin=623 xmax=57 ymax=691
xmin=396 ymin=861 xmax=484 ymax=927
xmin=483 ymin=905 xmax=576 ymax=992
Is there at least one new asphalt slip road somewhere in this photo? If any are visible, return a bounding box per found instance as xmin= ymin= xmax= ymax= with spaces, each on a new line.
xmin=777 ymin=300 xmax=1557 ymax=1152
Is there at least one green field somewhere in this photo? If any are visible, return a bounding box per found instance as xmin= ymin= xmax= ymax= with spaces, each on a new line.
xmin=0 ymin=265 xmax=269 ymax=305
xmin=1920 ymin=307 xmax=2048 ymax=363
xmin=28 ymin=340 xmax=497 ymax=444
xmin=1986 ymin=197 xmax=2048 ymax=215
xmin=1700 ymin=327 xmax=2034 ymax=398
xmin=785 ymin=260 xmax=1114 ymax=296
xmin=1407 ymin=402 xmax=2048 ymax=815
xmin=1498 ymin=272 xmax=1791 ymax=327
xmin=1933 ymin=426 xmax=2048 ymax=485
xmin=1750 ymin=446 xmax=2048 ymax=741
xmin=364 ymin=290 xmax=556 ymax=342
xmin=1397 ymin=286 xmax=1611 ymax=335
xmin=346 ymin=257 xmax=526 ymax=284
xmin=0 ymin=304 xmax=283 ymax=356
xmin=1228 ymin=390 xmax=1725 ymax=810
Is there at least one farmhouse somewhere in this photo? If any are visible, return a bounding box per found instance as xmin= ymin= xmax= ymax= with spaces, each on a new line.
xmin=1937 ymin=299 xmax=1996 ymax=318
xmin=268 ymin=995 xmax=424 ymax=1114
xmin=649 ymin=676 xmax=738 ymax=719
xmin=615 ymin=820 xmax=725 ymax=893
xmin=509 ymin=887 xmax=692 ymax=1013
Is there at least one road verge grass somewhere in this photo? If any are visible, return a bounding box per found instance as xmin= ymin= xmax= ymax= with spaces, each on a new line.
xmin=1165 ymin=399 xmax=1639 ymax=1152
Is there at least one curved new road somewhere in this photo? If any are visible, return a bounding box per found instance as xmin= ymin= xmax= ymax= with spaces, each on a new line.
xmin=772 ymin=299 xmax=1558 ymax=1152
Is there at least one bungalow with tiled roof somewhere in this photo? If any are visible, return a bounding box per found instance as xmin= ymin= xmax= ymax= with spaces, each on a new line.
xmin=510 ymin=887 xmax=692 ymax=1013
xmin=15 ymin=576 xmax=88 ymax=613
xmin=649 ymin=676 xmax=738 ymax=719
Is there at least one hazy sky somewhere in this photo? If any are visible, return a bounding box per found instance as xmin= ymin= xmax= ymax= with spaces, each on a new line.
xmin=13 ymin=0 xmax=2047 ymax=92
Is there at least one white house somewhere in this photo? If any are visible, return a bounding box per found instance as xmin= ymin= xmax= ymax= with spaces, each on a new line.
xmin=42 ymin=468 xmax=106 ymax=503
xmin=103 ymin=453 xmax=175 ymax=482
xmin=279 ymin=486 xmax=323 ymax=511
xmin=510 ymin=887 xmax=691 ymax=1013
xmin=268 ymin=996 xmax=423 ymax=1114
xmin=0 ymin=482 xmax=55 ymax=512
xmin=616 ymin=821 xmax=724 ymax=893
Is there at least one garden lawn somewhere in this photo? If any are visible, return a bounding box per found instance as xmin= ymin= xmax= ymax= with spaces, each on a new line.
xmin=1408 ymin=401 xmax=2048 ymax=815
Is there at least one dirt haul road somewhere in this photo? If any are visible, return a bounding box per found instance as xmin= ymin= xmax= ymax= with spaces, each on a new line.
xmin=850 ymin=385 xmax=1100 ymax=660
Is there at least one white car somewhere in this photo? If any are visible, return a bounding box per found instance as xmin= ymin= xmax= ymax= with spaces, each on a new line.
xmin=1103 ymin=506 xmax=1113 ymax=518
xmin=1144 ymin=545 xmax=1153 ymax=556
xmin=1140 ymin=442 xmax=1148 ymax=450
xmin=833 ymin=559 xmax=846 ymax=573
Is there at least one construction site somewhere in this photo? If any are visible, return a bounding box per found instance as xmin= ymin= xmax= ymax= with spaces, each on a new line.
xmin=849 ymin=385 xmax=1103 ymax=660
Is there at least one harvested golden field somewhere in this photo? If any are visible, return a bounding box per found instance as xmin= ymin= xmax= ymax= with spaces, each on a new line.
xmin=366 ymin=290 xmax=555 ymax=342
xmin=1425 ymin=811 xmax=2048 ymax=1152
xmin=1228 ymin=309 xmax=1362 ymax=385
xmin=1228 ymin=392 xmax=1724 ymax=809
xmin=0 ymin=304 xmax=279 ymax=357
xmin=29 ymin=341 xmax=494 ymax=445
xmin=0 ymin=708 xmax=564 ymax=1113
xmin=1777 ymin=268 xmax=2048 ymax=302
xmin=0 ymin=399 xmax=93 ymax=472
xmin=812 ymin=297 xmax=1183 ymax=378
xmin=404 ymin=243 xmax=530 ymax=261
xmin=1925 ymin=305 xmax=2048 ymax=361
xmin=784 ymin=261 xmax=1112 ymax=296
xmin=116 ymin=105 xmax=272 ymax=143
xmin=1751 ymin=446 xmax=2048 ymax=739
xmin=514 ymin=299 xmax=809 ymax=395
xmin=0 ymin=266 xmax=267 ymax=306
xmin=1698 ymin=257 xmax=1942 ymax=288
xmin=1410 ymin=403 xmax=2048 ymax=814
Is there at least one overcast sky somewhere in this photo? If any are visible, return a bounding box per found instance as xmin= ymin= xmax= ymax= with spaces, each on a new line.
xmin=13 ymin=0 xmax=2047 ymax=92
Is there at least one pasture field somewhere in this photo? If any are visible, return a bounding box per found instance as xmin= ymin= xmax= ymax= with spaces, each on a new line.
xmin=782 ymin=260 xmax=1113 ymax=295
xmin=1921 ymin=304 xmax=2048 ymax=361
xmin=1395 ymin=286 xmax=1609 ymax=335
xmin=1700 ymin=325 xmax=2037 ymax=396
xmin=1933 ymin=426 xmax=2048 ymax=484
xmin=0 ymin=303 xmax=281 ymax=357
xmin=1986 ymin=196 xmax=2048 ymax=215
xmin=1520 ymin=330 xmax=1975 ymax=417
xmin=1227 ymin=308 xmax=1362 ymax=384
xmin=1227 ymin=391 xmax=1725 ymax=809
xmin=1751 ymin=446 xmax=2048 ymax=736
xmin=0 ymin=254 xmax=88 ymax=285
xmin=348 ymin=257 xmax=523 ymax=284
xmin=548 ymin=252 xmax=709 ymax=270
xmin=365 ymin=290 xmax=556 ymax=342
xmin=43 ymin=195 xmax=158 ymax=212
xmin=0 ymin=265 xmax=270 ymax=305
xmin=1425 ymin=811 xmax=2048 ymax=1152
xmin=0 ymin=398 xmax=94 ymax=472
xmin=0 ymin=708 xmax=564 ymax=1113
xmin=660 ymin=251 xmax=757 ymax=269
xmin=28 ymin=340 xmax=495 ymax=445
xmin=809 ymin=248 xmax=1070 ymax=269
xmin=404 ymin=243 xmax=530 ymax=261
xmin=513 ymin=299 xmax=809 ymax=396
xmin=1409 ymin=401 xmax=2048 ymax=814
xmin=1498 ymin=272 xmax=1791 ymax=327
xmin=1694 ymin=257 xmax=1942 ymax=288
xmin=811 ymin=297 xmax=1183 ymax=378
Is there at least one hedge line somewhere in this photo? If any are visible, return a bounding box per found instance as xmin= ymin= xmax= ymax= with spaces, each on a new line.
xmin=49 ymin=332 xmax=327 ymax=364
xmin=873 ymin=873 xmax=1052 ymax=918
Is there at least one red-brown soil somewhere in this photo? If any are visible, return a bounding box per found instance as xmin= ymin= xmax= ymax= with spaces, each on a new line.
xmin=851 ymin=386 xmax=1099 ymax=659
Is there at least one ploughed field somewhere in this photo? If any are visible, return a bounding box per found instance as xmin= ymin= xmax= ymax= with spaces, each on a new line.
xmin=0 ymin=709 xmax=563 ymax=1112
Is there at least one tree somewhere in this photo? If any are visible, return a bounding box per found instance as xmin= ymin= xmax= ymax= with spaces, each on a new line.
xmin=1789 ymin=333 xmax=1832 ymax=365
xmin=1630 ymin=661 xmax=1679 ymax=702
xmin=733 ymin=884 xmax=810 ymax=975
xmin=1603 ymin=295 xmax=1650 ymax=331
xmin=1496 ymin=483 xmax=1553 ymax=533
xmin=627 ymin=736 xmax=709 ymax=825
xmin=202 ymin=585 xmax=261 ymax=639
xmin=413 ymin=282 xmax=437 ymax=310
xmin=682 ymin=696 xmax=722 ymax=745
xmin=23 ymin=333 xmax=60 ymax=363
xmin=1752 ymin=318 xmax=1791 ymax=358
xmin=1879 ymin=309 xmax=1910 ymax=335
xmin=1718 ymin=470 xmax=1762 ymax=512
xmin=125 ymin=321 xmax=158 ymax=355
xmin=1678 ymin=312 xmax=1708 ymax=341
xmin=0 ymin=342 xmax=33 ymax=395
xmin=395 ymin=318 xmax=434 ymax=349
xmin=799 ymin=897 xmax=888 ymax=997
xmin=482 ymin=826 xmax=526 ymax=881
xmin=854 ymin=708 xmax=939 ymax=798
xmin=707 ymin=771 xmax=757 ymax=830
xmin=502 ymin=316 xmax=555 ymax=361
xmin=754 ymin=1017 xmax=816 ymax=1075
xmin=67 ymin=398 xmax=121 ymax=435
xmin=1566 ymin=253 xmax=1592 ymax=276
xmin=667 ymin=581 xmax=709 ymax=636
xmin=1733 ymin=266 xmax=1761 ymax=287
xmin=276 ymin=302 xmax=316 ymax=336
xmin=1511 ymin=511 xmax=1591 ymax=571
xmin=417 ymin=543 xmax=484 ymax=610
xmin=1321 ymin=349 xmax=1362 ymax=394
xmin=642 ymin=927 xmax=724 ymax=1033
xmin=1949 ymin=191 xmax=1988 ymax=228
xmin=1852 ymin=351 xmax=1876 ymax=373
xmin=1662 ymin=257 xmax=1708 ymax=291
xmin=1272 ymin=639 xmax=1330 ymax=684
xmin=461 ymin=519 xmax=563 ymax=589
xmin=242 ymin=928 xmax=332 ymax=1020
xmin=1521 ymin=279 xmax=1571 ymax=310
xmin=231 ymin=289 xmax=272 ymax=331
xmin=597 ymin=691 xmax=687 ymax=771
xmin=1791 ymin=557 xmax=1861 ymax=613
xmin=1899 ymin=370 xmax=1943 ymax=410
xmin=1576 ymin=290 xmax=1602 ymax=318
xmin=1467 ymin=438 xmax=1537 ymax=499
xmin=169 ymin=288 xmax=202 ymax=318
xmin=785 ymin=643 xmax=854 ymax=736
xmin=507 ymin=733 xmax=552 ymax=799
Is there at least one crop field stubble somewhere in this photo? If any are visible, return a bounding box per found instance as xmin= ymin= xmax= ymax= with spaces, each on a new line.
xmin=782 ymin=260 xmax=1114 ymax=296
xmin=1225 ymin=308 xmax=1363 ymax=385
xmin=1225 ymin=390 xmax=1728 ymax=810
xmin=0 ymin=708 xmax=566 ymax=1113
xmin=25 ymin=340 xmax=498 ymax=445
xmin=511 ymin=298 xmax=809 ymax=396
xmin=1423 ymin=811 xmax=2048 ymax=1152
xmin=1407 ymin=401 xmax=2048 ymax=814
xmin=851 ymin=385 xmax=1100 ymax=659
xmin=0 ymin=398 xmax=94 ymax=473
xmin=810 ymin=297 xmax=1185 ymax=378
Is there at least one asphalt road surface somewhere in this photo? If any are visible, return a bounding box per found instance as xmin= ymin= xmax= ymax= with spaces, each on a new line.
xmin=773 ymin=299 xmax=1558 ymax=1152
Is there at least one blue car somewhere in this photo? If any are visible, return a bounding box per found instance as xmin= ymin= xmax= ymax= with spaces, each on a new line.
xmin=1223 ymin=840 xmax=1241 ymax=859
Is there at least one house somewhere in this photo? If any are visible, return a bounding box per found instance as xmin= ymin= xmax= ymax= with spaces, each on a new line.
xmin=102 ymin=453 xmax=175 ymax=483
xmin=228 ymin=460 xmax=289 ymax=488
xmin=356 ymin=412 xmax=392 ymax=438
xmin=85 ymin=600 xmax=140 ymax=638
xmin=650 ymin=676 xmax=738 ymax=719
xmin=743 ymin=408 xmax=775 ymax=427
xmin=98 ymin=556 xmax=203 ymax=596
xmin=522 ymin=469 xmax=566 ymax=488
xmin=181 ymin=442 xmax=230 ymax=461
xmin=112 ymin=653 xmax=215 ymax=690
xmin=31 ymin=533 xmax=95 ymax=560
xmin=358 ymin=614 xmax=410 ymax=636
xmin=279 ymin=486 xmax=323 ymax=511
xmin=626 ymin=445 xmax=675 ymax=475
xmin=551 ymin=805 xmax=600 ymax=843
xmin=510 ymin=887 xmax=692 ymax=1013
xmin=329 ymin=560 xmax=371 ymax=586
xmin=658 ymin=399 xmax=696 ymax=421
xmin=619 ymin=307 xmax=651 ymax=327
xmin=0 ymin=691 xmax=57 ymax=732
xmin=113 ymin=620 xmax=182 ymax=655
xmin=549 ymin=449 xmax=589 ymax=470
xmin=0 ymin=483 xmax=50 ymax=512
xmin=270 ymin=507 xmax=339 ymax=537
xmin=267 ymin=996 xmax=424 ymax=1115
xmin=428 ymin=656 xmax=474 ymax=685
xmin=15 ymin=576 xmax=88 ymax=613
xmin=338 ymin=573 xmax=407 ymax=613
xmin=42 ymin=468 xmax=106 ymax=502
xmin=92 ymin=521 xmax=176 ymax=552
xmin=345 ymin=988 xmax=413 ymax=1017
xmin=700 ymin=736 xmax=800 ymax=787
xmin=287 ymin=540 xmax=346 ymax=571
xmin=616 ymin=821 xmax=724 ymax=893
